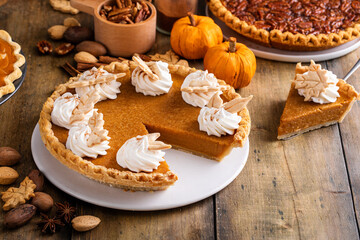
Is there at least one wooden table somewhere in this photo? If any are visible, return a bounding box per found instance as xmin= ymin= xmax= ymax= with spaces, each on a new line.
xmin=1 ymin=0 xmax=360 ymax=239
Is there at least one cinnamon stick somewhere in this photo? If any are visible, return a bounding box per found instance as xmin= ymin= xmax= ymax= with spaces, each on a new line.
xmin=61 ymin=62 xmax=80 ymax=77
xmin=77 ymin=62 xmax=107 ymax=71
xmin=99 ymin=56 xmax=123 ymax=64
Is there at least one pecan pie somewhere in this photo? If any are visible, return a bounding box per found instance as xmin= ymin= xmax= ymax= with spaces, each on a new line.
xmin=0 ymin=30 xmax=25 ymax=98
xmin=39 ymin=61 xmax=251 ymax=191
xmin=208 ymin=0 xmax=360 ymax=51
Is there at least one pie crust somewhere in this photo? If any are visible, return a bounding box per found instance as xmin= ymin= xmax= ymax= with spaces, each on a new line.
xmin=39 ymin=61 xmax=251 ymax=191
xmin=207 ymin=0 xmax=360 ymax=51
xmin=0 ymin=30 xmax=25 ymax=98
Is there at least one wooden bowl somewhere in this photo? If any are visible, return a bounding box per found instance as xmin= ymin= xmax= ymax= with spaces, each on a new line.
xmin=70 ymin=0 xmax=156 ymax=57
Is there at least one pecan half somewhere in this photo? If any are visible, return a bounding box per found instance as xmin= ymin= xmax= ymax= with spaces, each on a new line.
xmin=37 ymin=40 xmax=53 ymax=55
xmin=54 ymin=43 xmax=75 ymax=55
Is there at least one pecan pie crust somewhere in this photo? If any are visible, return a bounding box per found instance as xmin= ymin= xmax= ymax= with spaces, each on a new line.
xmin=0 ymin=30 xmax=25 ymax=98
xmin=39 ymin=61 xmax=251 ymax=191
xmin=208 ymin=0 xmax=360 ymax=51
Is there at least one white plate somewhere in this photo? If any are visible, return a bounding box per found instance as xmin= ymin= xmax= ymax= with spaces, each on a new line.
xmin=31 ymin=124 xmax=249 ymax=211
xmin=206 ymin=6 xmax=360 ymax=62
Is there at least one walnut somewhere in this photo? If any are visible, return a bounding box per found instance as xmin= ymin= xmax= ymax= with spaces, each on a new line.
xmin=1 ymin=177 xmax=36 ymax=211
xmin=37 ymin=40 xmax=53 ymax=55
xmin=55 ymin=43 xmax=74 ymax=55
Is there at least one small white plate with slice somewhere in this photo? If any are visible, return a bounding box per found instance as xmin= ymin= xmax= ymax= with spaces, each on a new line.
xmin=31 ymin=124 xmax=249 ymax=211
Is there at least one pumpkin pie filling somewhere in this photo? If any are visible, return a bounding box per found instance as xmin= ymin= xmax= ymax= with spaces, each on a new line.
xmin=51 ymin=72 xmax=239 ymax=176
xmin=0 ymin=38 xmax=17 ymax=87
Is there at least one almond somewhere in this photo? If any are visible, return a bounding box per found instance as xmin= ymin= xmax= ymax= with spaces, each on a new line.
xmin=31 ymin=192 xmax=53 ymax=212
xmin=0 ymin=147 xmax=21 ymax=166
xmin=72 ymin=215 xmax=101 ymax=232
xmin=48 ymin=25 xmax=68 ymax=40
xmin=4 ymin=204 xmax=37 ymax=229
xmin=74 ymin=51 xmax=98 ymax=64
xmin=64 ymin=17 xmax=81 ymax=27
xmin=0 ymin=167 xmax=19 ymax=185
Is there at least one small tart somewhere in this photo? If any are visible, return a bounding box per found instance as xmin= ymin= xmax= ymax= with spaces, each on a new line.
xmin=208 ymin=0 xmax=360 ymax=51
xmin=39 ymin=61 xmax=251 ymax=191
xmin=0 ymin=30 xmax=25 ymax=98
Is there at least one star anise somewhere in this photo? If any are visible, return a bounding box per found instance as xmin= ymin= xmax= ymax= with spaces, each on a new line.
xmin=38 ymin=213 xmax=65 ymax=233
xmin=55 ymin=202 xmax=76 ymax=223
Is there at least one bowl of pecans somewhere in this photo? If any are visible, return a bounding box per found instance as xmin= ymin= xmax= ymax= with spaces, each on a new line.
xmin=70 ymin=0 xmax=156 ymax=57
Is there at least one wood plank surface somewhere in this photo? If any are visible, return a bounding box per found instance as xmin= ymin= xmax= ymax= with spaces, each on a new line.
xmin=0 ymin=0 xmax=360 ymax=239
xmin=0 ymin=0 xmax=214 ymax=239
xmin=215 ymin=59 xmax=359 ymax=240
xmin=327 ymin=50 xmax=360 ymax=230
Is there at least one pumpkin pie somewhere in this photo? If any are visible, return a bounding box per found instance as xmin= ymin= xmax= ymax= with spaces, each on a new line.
xmin=0 ymin=30 xmax=25 ymax=98
xmin=208 ymin=0 xmax=360 ymax=51
xmin=278 ymin=61 xmax=359 ymax=140
xmin=39 ymin=61 xmax=251 ymax=191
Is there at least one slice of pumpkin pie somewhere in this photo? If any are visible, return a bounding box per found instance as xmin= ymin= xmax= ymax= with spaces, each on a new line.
xmin=278 ymin=60 xmax=359 ymax=140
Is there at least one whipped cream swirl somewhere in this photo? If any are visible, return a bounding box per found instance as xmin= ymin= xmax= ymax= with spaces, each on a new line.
xmin=131 ymin=61 xmax=172 ymax=96
xmin=181 ymin=70 xmax=221 ymax=107
xmin=198 ymin=107 xmax=242 ymax=137
xmin=297 ymin=70 xmax=340 ymax=104
xmin=116 ymin=135 xmax=166 ymax=172
xmin=66 ymin=124 xmax=110 ymax=159
xmin=51 ymin=92 xmax=95 ymax=129
xmin=75 ymin=67 xmax=121 ymax=101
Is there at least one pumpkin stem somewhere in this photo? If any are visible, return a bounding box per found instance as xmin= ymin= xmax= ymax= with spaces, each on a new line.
xmin=187 ymin=12 xmax=196 ymax=26
xmin=229 ymin=37 xmax=237 ymax=53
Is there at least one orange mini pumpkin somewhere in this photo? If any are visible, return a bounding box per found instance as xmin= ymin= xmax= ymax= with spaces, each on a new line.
xmin=204 ymin=37 xmax=256 ymax=89
xmin=170 ymin=13 xmax=223 ymax=60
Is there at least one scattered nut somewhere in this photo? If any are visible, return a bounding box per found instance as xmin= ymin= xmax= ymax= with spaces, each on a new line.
xmin=31 ymin=192 xmax=53 ymax=212
xmin=64 ymin=17 xmax=81 ymax=27
xmin=76 ymin=41 xmax=107 ymax=57
xmin=74 ymin=51 xmax=98 ymax=63
xmin=64 ymin=26 xmax=93 ymax=44
xmin=55 ymin=43 xmax=75 ymax=55
xmin=28 ymin=169 xmax=44 ymax=192
xmin=48 ymin=25 xmax=68 ymax=40
xmin=37 ymin=40 xmax=53 ymax=54
xmin=0 ymin=167 xmax=19 ymax=185
xmin=49 ymin=0 xmax=79 ymax=14
xmin=0 ymin=147 xmax=21 ymax=166
xmin=71 ymin=215 xmax=101 ymax=232
xmin=4 ymin=204 xmax=37 ymax=229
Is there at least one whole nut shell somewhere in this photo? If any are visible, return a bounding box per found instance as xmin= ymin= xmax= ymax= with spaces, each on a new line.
xmin=48 ymin=25 xmax=68 ymax=40
xmin=72 ymin=215 xmax=101 ymax=232
xmin=64 ymin=17 xmax=81 ymax=27
xmin=74 ymin=51 xmax=98 ymax=63
xmin=31 ymin=192 xmax=53 ymax=212
xmin=64 ymin=26 xmax=93 ymax=44
xmin=4 ymin=204 xmax=37 ymax=229
xmin=76 ymin=41 xmax=107 ymax=57
xmin=28 ymin=169 xmax=44 ymax=192
xmin=0 ymin=167 xmax=19 ymax=185
xmin=0 ymin=147 xmax=21 ymax=166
